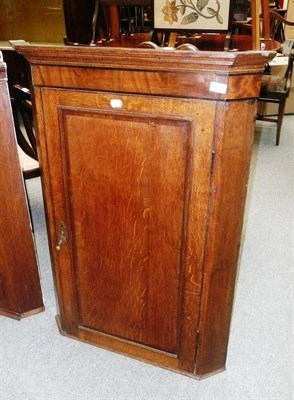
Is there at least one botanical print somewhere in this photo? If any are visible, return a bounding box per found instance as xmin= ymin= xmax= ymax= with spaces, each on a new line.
xmin=154 ymin=0 xmax=231 ymax=31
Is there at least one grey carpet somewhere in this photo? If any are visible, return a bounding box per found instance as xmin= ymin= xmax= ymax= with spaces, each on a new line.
xmin=0 ymin=116 xmax=293 ymax=400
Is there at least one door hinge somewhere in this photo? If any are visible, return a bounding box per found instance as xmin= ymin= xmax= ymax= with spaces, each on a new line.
xmin=0 ymin=275 xmax=5 ymax=302
xmin=194 ymin=329 xmax=201 ymax=369
xmin=196 ymin=330 xmax=201 ymax=347
xmin=210 ymin=150 xmax=216 ymax=176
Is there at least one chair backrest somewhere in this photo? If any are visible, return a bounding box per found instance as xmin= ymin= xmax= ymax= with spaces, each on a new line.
xmin=268 ymin=10 xmax=294 ymax=42
xmin=99 ymin=1 xmax=151 ymax=36
xmin=11 ymin=84 xmax=38 ymax=161
xmin=284 ymin=44 xmax=294 ymax=95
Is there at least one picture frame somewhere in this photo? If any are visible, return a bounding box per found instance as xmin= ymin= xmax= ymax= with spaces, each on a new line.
xmin=153 ymin=0 xmax=235 ymax=32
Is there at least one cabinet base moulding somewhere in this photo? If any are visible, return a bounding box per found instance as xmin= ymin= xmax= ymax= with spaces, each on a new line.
xmin=0 ymin=306 xmax=45 ymax=321
xmin=55 ymin=315 xmax=226 ymax=380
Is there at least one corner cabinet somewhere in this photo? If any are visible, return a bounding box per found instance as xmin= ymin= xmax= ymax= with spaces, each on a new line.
xmin=15 ymin=44 xmax=274 ymax=378
xmin=0 ymin=55 xmax=44 ymax=319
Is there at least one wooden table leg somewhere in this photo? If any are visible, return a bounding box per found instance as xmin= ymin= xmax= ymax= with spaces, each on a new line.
xmin=261 ymin=0 xmax=270 ymax=40
xmin=251 ymin=0 xmax=261 ymax=50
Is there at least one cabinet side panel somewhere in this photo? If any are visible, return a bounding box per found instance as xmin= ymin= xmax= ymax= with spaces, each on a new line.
xmin=195 ymin=100 xmax=256 ymax=376
xmin=0 ymin=74 xmax=43 ymax=317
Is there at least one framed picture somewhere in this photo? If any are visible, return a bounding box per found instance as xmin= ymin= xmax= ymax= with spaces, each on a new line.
xmin=153 ymin=0 xmax=234 ymax=32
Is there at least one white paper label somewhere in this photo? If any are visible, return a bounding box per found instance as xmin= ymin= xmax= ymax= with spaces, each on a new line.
xmin=110 ymin=99 xmax=123 ymax=108
xmin=209 ymin=82 xmax=227 ymax=94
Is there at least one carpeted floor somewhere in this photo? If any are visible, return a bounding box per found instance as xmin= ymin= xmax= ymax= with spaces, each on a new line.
xmin=0 ymin=117 xmax=293 ymax=400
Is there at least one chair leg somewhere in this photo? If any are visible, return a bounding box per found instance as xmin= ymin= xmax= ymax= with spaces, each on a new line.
xmin=276 ymin=98 xmax=286 ymax=146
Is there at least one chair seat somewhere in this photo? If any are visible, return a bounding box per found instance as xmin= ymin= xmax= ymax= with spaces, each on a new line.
xmin=17 ymin=146 xmax=40 ymax=180
xmin=257 ymin=43 xmax=293 ymax=145
xmin=260 ymin=74 xmax=287 ymax=94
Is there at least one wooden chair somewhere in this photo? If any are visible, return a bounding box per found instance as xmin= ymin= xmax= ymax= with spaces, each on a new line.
xmin=257 ymin=43 xmax=294 ymax=145
xmin=236 ymin=10 xmax=294 ymax=43
xmin=11 ymin=84 xmax=40 ymax=179
xmin=99 ymin=0 xmax=151 ymax=38
xmin=267 ymin=10 xmax=294 ymax=42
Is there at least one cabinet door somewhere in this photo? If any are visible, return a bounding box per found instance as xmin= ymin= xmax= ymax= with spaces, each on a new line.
xmin=38 ymin=88 xmax=215 ymax=372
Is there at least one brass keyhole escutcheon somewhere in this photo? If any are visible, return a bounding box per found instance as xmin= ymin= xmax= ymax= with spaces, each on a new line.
xmin=56 ymin=221 xmax=67 ymax=251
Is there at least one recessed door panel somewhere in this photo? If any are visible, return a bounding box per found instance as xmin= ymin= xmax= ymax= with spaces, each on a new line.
xmin=59 ymin=109 xmax=193 ymax=354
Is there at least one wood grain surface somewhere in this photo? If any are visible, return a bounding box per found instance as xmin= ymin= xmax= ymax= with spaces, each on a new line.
xmin=17 ymin=44 xmax=274 ymax=377
xmin=0 ymin=58 xmax=44 ymax=319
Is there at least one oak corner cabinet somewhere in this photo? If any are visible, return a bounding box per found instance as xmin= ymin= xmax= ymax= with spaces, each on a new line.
xmin=0 ymin=54 xmax=44 ymax=319
xmin=15 ymin=44 xmax=274 ymax=378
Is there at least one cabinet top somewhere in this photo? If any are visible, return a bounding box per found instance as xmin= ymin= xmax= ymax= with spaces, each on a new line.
xmin=14 ymin=43 xmax=275 ymax=75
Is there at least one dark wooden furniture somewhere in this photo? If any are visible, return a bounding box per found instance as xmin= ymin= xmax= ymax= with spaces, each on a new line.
xmin=63 ymin=0 xmax=99 ymax=44
xmin=0 ymin=43 xmax=31 ymax=95
xmin=96 ymin=32 xmax=281 ymax=51
xmin=62 ymin=0 xmax=151 ymax=44
xmin=258 ymin=44 xmax=294 ymax=145
xmin=267 ymin=10 xmax=294 ymax=42
xmin=233 ymin=10 xmax=294 ymax=43
xmin=0 ymin=55 xmax=44 ymax=319
xmin=0 ymin=44 xmax=40 ymax=179
xmin=103 ymin=0 xmax=151 ymax=36
xmin=15 ymin=43 xmax=274 ymax=378
xmin=11 ymin=84 xmax=40 ymax=179
xmin=249 ymin=0 xmax=284 ymax=49
xmin=175 ymin=33 xmax=282 ymax=52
